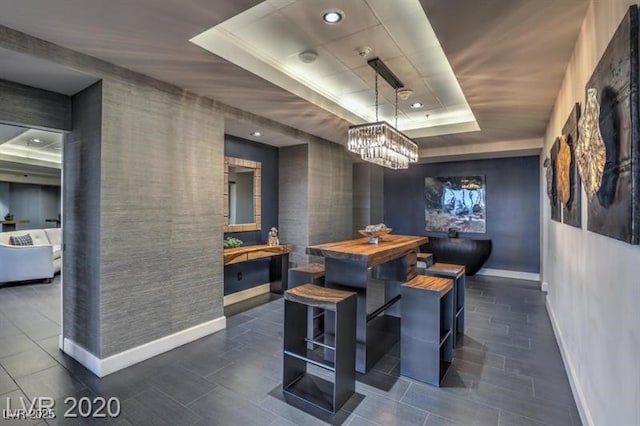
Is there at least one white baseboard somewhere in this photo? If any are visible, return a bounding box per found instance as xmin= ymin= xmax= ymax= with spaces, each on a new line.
xmin=476 ymin=268 xmax=540 ymax=282
xmin=63 ymin=316 xmax=226 ymax=377
xmin=223 ymin=283 xmax=270 ymax=307
xmin=545 ymin=298 xmax=593 ymax=426
xmin=541 ymin=281 xmax=549 ymax=293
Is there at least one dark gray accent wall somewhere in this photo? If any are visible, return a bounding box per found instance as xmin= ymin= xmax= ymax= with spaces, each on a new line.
xmin=353 ymin=163 xmax=384 ymax=238
xmin=64 ymin=81 xmax=102 ymax=355
xmin=99 ymin=77 xmax=224 ymax=357
xmin=6 ymin=182 xmax=60 ymax=230
xmin=0 ymin=79 xmax=71 ymax=130
xmin=384 ymin=156 xmax=540 ymax=273
xmin=224 ymin=135 xmax=279 ymax=295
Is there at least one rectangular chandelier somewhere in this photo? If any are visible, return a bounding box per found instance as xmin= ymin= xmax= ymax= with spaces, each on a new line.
xmin=348 ymin=121 xmax=418 ymax=170
xmin=347 ymin=58 xmax=419 ymax=170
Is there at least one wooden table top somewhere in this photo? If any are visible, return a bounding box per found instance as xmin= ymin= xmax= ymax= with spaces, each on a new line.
xmin=223 ymin=244 xmax=292 ymax=266
xmin=307 ymin=234 xmax=428 ymax=268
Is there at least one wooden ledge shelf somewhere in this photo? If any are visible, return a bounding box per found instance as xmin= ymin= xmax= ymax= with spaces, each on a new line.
xmin=223 ymin=244 xmax=292 ymax=266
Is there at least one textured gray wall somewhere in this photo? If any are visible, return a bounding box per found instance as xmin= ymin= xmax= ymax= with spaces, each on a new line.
xmin=0 ymin=79 xmax=71 ymax=130
xmin=64 ymin=82 xmax=102 ymax=355
xmin=279 ymin=144 xmax=309 ymax=267
xmin=352 ymin=163 xmax=384 ymax=237
xmin=99 ymin=77 xmax=224 ymax=357
xmin=279 ymin=142 xmax=352 ymax=266
xmin=308 ymin=140 xmax=352 ymax=247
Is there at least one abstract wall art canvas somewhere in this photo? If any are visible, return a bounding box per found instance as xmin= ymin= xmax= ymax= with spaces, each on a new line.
xmin=561 ymin=103 xmax=582 ymax=228
xmin=425 ymin=176 xmax=486 ymax=233
xmin=578 ymin=5 xmax=640 ymax=244
xmin=550 ymin=138 xmax=562 ymax=222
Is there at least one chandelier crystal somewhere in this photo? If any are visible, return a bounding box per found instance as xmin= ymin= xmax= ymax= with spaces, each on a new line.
xmin=348 ymin=122 xmax=418 ymax=169
xmin=347 ymin=58 xmax=418 ymax=170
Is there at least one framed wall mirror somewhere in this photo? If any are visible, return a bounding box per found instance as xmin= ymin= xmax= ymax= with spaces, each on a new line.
xmin=224 ymin=156 xmax=261 ymax=232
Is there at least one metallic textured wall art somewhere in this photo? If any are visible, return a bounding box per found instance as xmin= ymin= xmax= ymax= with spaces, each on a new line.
xmin=576 ymin=88 xmax=606 ymax=197
xmin=581 ymin=5 xmax=640 ymax=244
xmin=543 ymin=157 xmax=553 ymax=201
xmin=561 ymin=103 xmax=582 ymax=228
xmin=549 ymin=139 xmax=561 ymax=222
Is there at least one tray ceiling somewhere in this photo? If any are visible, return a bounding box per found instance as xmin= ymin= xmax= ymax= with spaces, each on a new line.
xmin=0 ymin=0 xmax=589 ymax=158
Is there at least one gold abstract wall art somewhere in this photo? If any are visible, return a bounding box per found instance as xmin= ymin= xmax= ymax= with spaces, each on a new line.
xmin=557 ymin=135 xmax=572 ymax=205
xmin=575 ymin=88 xmax=606 ymax=197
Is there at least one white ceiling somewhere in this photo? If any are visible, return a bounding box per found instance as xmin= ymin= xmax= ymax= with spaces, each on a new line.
xmin=0 ymin=0 xmax=589 ymax=158
xmin=192 ymin=0 xmax=478 ymax=139
xmin=0 ymin=123 xmax=62 ymax=167
xmin=0 ymin=47 xmax=98 ymax=95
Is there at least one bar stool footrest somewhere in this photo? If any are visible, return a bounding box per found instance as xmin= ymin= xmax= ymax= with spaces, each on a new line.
xmin=283 ymin=373 xmax=336 ymax=414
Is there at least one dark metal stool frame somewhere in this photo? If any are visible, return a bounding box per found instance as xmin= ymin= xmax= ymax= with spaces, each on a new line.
xmin=287 ymin=263 xmax=325 ymax=350
xmin=400 ymin=275 xmax=454 ymax=386
xmin=424 ymin=263 xmax=466 ymax=347
xmin=283 ymin=284 xmax=356 ymax=414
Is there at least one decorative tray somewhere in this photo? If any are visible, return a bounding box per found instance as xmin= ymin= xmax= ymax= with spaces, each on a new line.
xmin=358 ymin=228 xmax=392 ymax=244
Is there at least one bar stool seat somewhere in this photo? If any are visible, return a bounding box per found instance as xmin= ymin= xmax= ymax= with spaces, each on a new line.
xmin=401 ymin=275 xmax=454 ymax=386
xmin=283 ymin=284 xmax=356 ymax=414
xmin=424 ymin=262 xmax=465 ymax=346
xmin=287 ymin=263 xmax=326 ymax=287
xmin=416 ymin=252 xmax=434 ymax=274
xmin=288 ymin=263 xmax=326 ymax=349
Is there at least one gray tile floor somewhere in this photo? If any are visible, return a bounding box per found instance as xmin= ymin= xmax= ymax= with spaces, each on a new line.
xmin=0 ymin=275 xmax=581 ymax=425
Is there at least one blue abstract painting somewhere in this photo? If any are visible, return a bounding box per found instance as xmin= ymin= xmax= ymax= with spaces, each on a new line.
xmin=425 ymin=176 xmax=486 ymax=233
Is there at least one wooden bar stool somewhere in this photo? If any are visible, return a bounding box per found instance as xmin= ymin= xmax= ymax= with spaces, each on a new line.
xmin=416 ymin=252 xmax=434 ymax=273
xmin=401 ymin=275 xmax=454 ymax=386
xmin=283 ymin=284 xmax=356 ymax=414
xmin=424 ymin=262 xmax=466 ymax=346
xmin=288 ymin=263 xmax=326 ymax=349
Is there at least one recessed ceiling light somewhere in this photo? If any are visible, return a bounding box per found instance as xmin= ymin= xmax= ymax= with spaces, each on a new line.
xmin=410 ymin=102 xmax=424 ymax=109
xmin=322 ymin=9 xmax=344 ymax=24
xmin=30 ymin=138 xmax=43 ymax=143
xmin=251 ymin=131 xmax=262 ymax=137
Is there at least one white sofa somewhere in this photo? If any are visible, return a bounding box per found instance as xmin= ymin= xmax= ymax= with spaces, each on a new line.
xmin=0 ymin=228 xmax=61 ymax=283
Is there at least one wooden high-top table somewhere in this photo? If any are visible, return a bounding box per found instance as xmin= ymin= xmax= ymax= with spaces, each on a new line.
xmin=307 ymin=234 xmax=428 ymax=373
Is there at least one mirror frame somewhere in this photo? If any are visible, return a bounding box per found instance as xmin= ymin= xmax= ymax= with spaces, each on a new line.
xmin=224 ymin=156 xmax=261 ymax=233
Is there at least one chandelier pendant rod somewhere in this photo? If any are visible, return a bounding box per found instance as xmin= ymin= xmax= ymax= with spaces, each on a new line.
xmin=375 ymin=72 xmax=379 ymax=123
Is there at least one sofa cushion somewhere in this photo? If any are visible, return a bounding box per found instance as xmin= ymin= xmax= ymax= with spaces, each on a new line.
xmin=10 ymin=234 xmax=33 ymax=246
xmin=52 ymin=245 xmax=61 ymax=260
xmin=44 ymin=228 xmax=61 ymax=246
xmin=0 ymin=229 xmax=50 ymax=246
